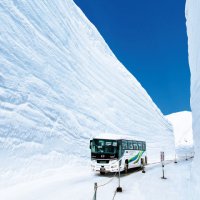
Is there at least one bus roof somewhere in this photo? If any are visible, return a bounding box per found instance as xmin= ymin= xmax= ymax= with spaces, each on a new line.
xmin=92 ymin=133 xmax=145 ymax=142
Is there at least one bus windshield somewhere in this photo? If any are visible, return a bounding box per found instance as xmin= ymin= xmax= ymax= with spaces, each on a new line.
xmin=91 ymin=139 xmax=118 ymax=154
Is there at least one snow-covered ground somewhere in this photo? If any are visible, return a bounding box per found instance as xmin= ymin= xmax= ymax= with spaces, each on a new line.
xmin=0 ymin=158 xmax=192 ymax=200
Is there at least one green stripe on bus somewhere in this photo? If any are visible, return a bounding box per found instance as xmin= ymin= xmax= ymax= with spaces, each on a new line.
xmin=128 ymin=151 xmax=144 ymax=164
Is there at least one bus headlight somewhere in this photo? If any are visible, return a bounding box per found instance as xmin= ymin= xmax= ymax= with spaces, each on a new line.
xmin=111 ymin=165 xmax=118 ymax=168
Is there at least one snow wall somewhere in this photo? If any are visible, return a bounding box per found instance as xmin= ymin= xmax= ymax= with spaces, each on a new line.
xmin=166 ymin=111 xmax=193 ymax=156
xmin=186 ymin=0 xmax=200 ymax=198
xmin=0 ymin=0 xmax=174 ymax=172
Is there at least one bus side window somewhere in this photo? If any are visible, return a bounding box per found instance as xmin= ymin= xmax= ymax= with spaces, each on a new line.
xmin=122 ymin=141 xmax=128 ymax=150
xmin=133 ymin=141 xmax=138 ymax=150
xmin=138 ymin=142 xmax=142 ymax=150
xmin=118 ymin=141 xmax=123 ymax=158
xmin=128 ymin=141 xmax=133 ymax=150
xmin=141 ymin=142 xmax=144 ymax=151
xmin=144 ymin=142 xmax=146 ymax=151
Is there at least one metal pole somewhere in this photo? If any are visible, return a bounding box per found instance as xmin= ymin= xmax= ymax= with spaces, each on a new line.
xmin=161 ymin=162 xmax=167 ymax=179
xmin=162 ymin=163 xmax=164 ymax=178
xmin=117 ymin=160 xmax=122 ymax=192
xmin=118 ymin=161 xmax=120 ymax=187
xmin=142 ymin=158 xmax=145 ymax=173
xmin=174 ymin=153 xmax=177 ymax=163
xmin=94 ymin=182 xmax=97 ymax=200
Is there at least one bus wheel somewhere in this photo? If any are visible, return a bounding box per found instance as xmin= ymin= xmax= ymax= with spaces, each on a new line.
xmin=141 ymin=158 xmax=144 ymax=166
xmin=124 ymin=160 xmax=128 ymax=173
xmin=100 ymin=171 xmax=105 ymax=175
xmin=145 ymin=156 xmax=148 ymax=165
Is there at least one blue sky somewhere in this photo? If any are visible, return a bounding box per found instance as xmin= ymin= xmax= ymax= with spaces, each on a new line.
xmin=74 ymin=0 xmax=191 ymax=115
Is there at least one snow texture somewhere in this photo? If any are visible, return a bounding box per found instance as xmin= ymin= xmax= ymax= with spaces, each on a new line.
xmin=186 ymin=0 xmax=200 ymax=198
xmin=166 ymin=111 xmax=193 ymax=156
xmin=0 ymin=0 xmax=174 ymax=175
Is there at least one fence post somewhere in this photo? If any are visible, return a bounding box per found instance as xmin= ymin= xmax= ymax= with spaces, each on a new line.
xmin=160 ymin=152 xmax=167 ymax=179
xmin=161 ymin=162 xmax=167 ymax=179
xmin=93 ymin=182 xmax=97 ymax=200
xmin=116 ymin=160 xmax=122 ymax=192
xmin=174 ymin=153 xmax=177 ymax=164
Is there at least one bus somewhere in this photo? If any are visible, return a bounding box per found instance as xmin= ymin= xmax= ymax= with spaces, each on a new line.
xmin=90 ymin=134 xmax=147 ymax=174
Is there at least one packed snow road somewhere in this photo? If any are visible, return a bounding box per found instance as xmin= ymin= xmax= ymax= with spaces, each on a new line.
xmin=0 ymin=158 xmax=192 ymax=200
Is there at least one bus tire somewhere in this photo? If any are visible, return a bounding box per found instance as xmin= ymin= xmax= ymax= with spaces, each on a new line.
xmin=145 ymin=156 xmax=148 ymax=165
xmin=141 ymin=158 xmax=144 ymax=166
xmin=100 ymin=171 xmax=105 ymax=175
xmin=124 ymin=160 xmax=128 ymax=173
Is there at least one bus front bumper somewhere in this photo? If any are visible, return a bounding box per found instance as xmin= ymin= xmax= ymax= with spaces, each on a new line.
xmin=91 ymin=164 xmax=123 ymax=173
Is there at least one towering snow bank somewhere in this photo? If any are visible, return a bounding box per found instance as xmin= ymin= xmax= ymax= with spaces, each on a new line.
xmin=166 ymin=111 xmax=193 ymax=155
xmin=186 ymin=1 xmax=200 ymax=150
xmin=0 ymin=0 xmax=174 ymax=172
xmin=186 ymin=0 xmax=200 ymax=198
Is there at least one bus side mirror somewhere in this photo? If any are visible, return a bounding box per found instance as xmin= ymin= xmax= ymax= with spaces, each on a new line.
xmin=89 ymin=140 xmax=92 ymax=149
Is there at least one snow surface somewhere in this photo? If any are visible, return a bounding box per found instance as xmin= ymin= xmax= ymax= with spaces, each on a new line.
xmin=0 ymin=158 xmax=193 ymax=200
xmin=0 ymin=0 xmax=174 ymax=177
xmin=166 ymin=111 xmax=193 ymax=156
xmin=186 ymin=0 xmax=200 ymax=198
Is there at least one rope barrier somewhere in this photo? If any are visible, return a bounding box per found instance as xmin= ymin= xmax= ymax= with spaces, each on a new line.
xmin=112 ymin=189 xmax=117 ymax=200
xmin=92 ymin=157 xmax=124 ymax=199
xmin=97 ymin=156 xmax=124 ymax=188
xmin=97 ymin=172 xmax=117 ymax=188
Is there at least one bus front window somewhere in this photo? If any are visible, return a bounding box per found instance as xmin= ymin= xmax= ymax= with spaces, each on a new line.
xmin=91 ymin=139 xmax=118 ymax=154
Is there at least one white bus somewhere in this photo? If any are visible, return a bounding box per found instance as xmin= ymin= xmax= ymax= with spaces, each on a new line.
xmin=90 ymin=134 xmax=147 ymax=174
